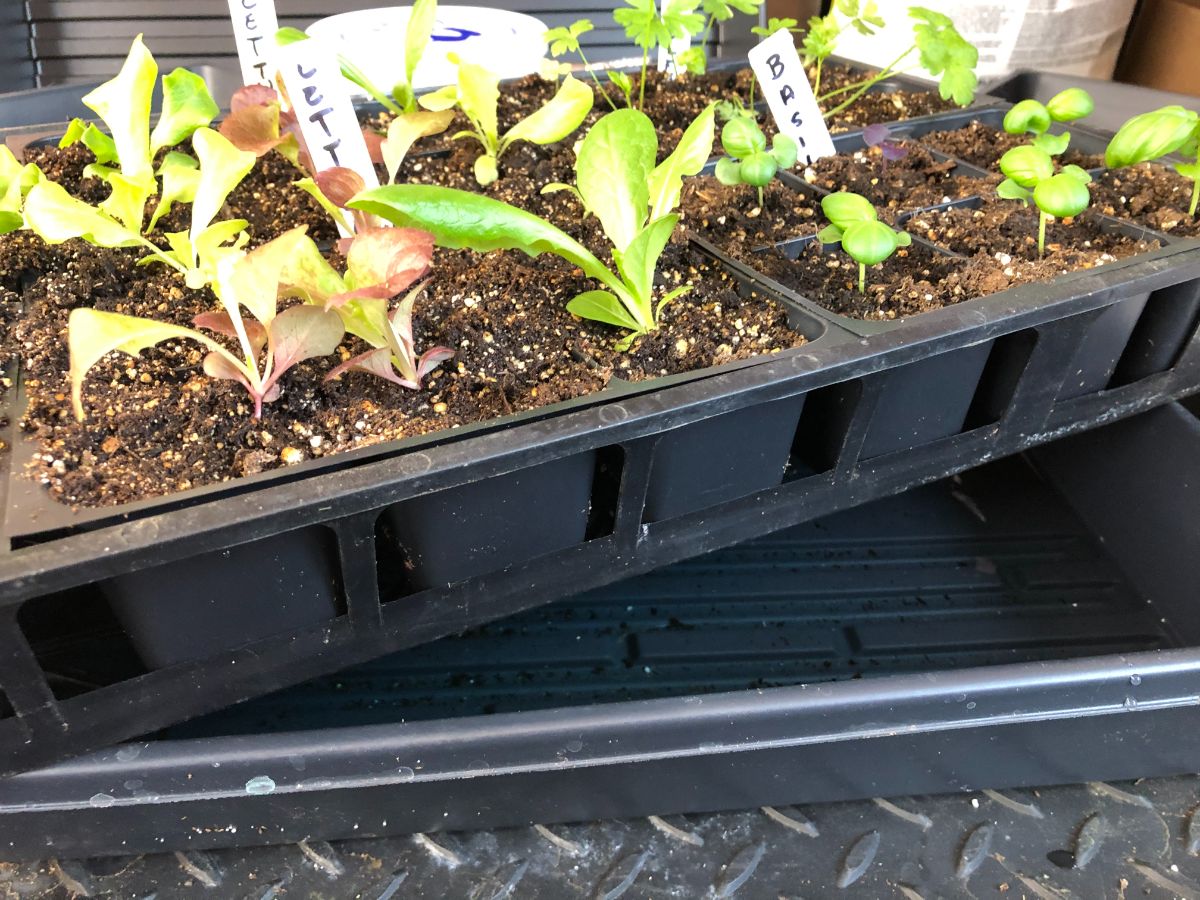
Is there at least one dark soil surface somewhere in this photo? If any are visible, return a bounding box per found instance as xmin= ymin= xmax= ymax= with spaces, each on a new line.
xmin=798 ymin=143 xmax=993 ymax=221
xmin=903 ymin=197 xmax=1159 ymax=263
xmin=1090 ymin=163 xmax=1200 ymax=238
xmin=677 ymin=175 xmax=818 ymax=258
xmin=916 ymin=120 xmax=1105 ymax=172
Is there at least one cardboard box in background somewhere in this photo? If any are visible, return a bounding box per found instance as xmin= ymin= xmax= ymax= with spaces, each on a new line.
xmin=1117 ymin=0 xmax=1200 ymax=97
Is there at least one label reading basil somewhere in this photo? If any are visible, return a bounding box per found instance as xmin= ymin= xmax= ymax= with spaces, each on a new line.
xmin=747 ymin=29 xmax=834 ymax=165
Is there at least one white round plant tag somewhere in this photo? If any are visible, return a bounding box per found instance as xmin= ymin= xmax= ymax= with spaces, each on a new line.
xmin=305 ymin=5 xmax=550 ymax=96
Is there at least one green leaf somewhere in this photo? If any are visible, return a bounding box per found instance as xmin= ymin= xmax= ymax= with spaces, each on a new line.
xmin=1031 ymin=131 xmax=1071 ymax=156
xmin=545 ymin=18 xmax=594 ymax=56
xmin=714 ymin=157 xmax=741 ymax=185
xmin=615 ymin=214 xmax=678 ymax=314
xmin=1003 ymin=99 xmax=1050 ymax=136
xmin=996 ymin=178 xmax=1032 ymax=204
xmin=188 ymin=127 xmax=257 ymax=247
xmin=702 ymin=0 xmax=762 ymax=21
xmin=1174 ymin=161 xmax=1200 ymax=180
xmin=841 ymin=219 xmax=904 ymax=266
xmin=770 ymin=133 xmax=798 ymax=169
xmin=382 ymin=109 xmax=455 ymax=183
xmin=656 ymin=283 xmax=692 ymax=317
xmin=24 ymin=181 xmax=142 ymax=248
xmin=660 ymin=0 xmax=704 ymax=40
xmin=739 ymin=151 xmax=777 ymax=187
xmin=567 ymin=289 xmax=642 ymax=330
xmin=0 ymin=212 xmax=22 ymax=234
xmin=149 ymin=67 xmax=219 ymax=156
xmin=676 ymin=47 xmax=708 ymax=75
xmin=147 ymin=151 xmax=199 ymax=232
xmin=614 ymin=0 xmax=671 ymax=50
xmin=648 ymin=103 xmax=715 ymax=220
xmin=68 ymin=306 xmax=232 ymax=420
xmin=1045 ymin=87 xmax=1094 ymax=123
xmin=821 ymin=191 xmax=878 ymax=228
xmin=800 ymin=15 xmax=839 ymax=62
xmin=608 ymin=70 xmax=634 ymax=103
xmin=191 ymin=218 xmax=251 ymax=287
xmin=456 ymin=61 xmax=500 ymax=153
xmin=349 ymin=184 xmax=622 ymax=297
xmin=755 ymin=16 xmax=800 ymax=37
xmin=82 ymin=34 xmax=156 ymax=183
xmin=404 ymin=0 xmax=438 ymax=101
xmin=1060 ymin=164 xmax=1093 ymax=185
xmin=59 ymin=118 xmax=87 ymax=148
xmin=817 ymin=223 xmax=844 ymax=243
xmin=295 ymin=177 xmax=354 ymax=233
xmin=720 ymin=116 xmax=766 ymax=160
xmin=541 ymin=181 xmax=590 ymax=213
xmin=910 ymin=7 xmax=978 ymax=106
xmin=501 ymin=75 xmax=594 ymax=150
xmin=474 ymin=154 xmax=499 ymax=185
xmin=999 ymin=145 xmax=1054 ymax=188
xmin=418 ymin=85 xmax=459 ymax=112
xmin=1033 ymin=171 xmax=1090 ymax=219
xmin=577 ymin=108 xmax=656 ymax=253
xmin=81 ymin=124 xmax=118 ymax=165
xmin=1106 ymin=106 xmax=1200 ymax=168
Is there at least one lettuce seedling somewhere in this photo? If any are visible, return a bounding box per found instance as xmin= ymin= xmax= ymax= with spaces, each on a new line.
xmin=275 ymin=0 xmax=436 ymax=115
xmin=218 ymin=84 xmax=302 ymax=166
xmin=545 ymin=19 xmax=619 ymax=111
xmin=613 ymin=0 xmax=703 ymax=108
xmin=817 ymin=192 xmax=911 ymax=293
xmin=351 ymin=105 xmax=716 ymax=347
xmin=862 ymin=123 xmax=908 ymax=171
xmin=1106 ymin=105 xmax=1200 ymax=218
xmin=68 ymin=227 xmax=344 ymax=419
xmin=25 ymin=127 xmax=257 ymax=288
xmin=0 ymin=146 xmax=42 ymax=234
xmin=60 ymin=36 xmax=220 ymax=235
xmin=714 ymin=114 xmax=798 ymax=208
xmin=997 ymin=145 xmax=1092 ymax=256
xmin=1003 ymin=87 xmax=1094 ymax=156
xmin=419 ymin=57 xmax=594 ymax=185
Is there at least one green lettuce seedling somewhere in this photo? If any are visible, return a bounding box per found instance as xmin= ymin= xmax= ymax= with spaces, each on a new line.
xmin=68 ymin=228 xmax=344 ymax=420
xmin=1106 ymin=106 xmax=1200 ymax=218
xmin=613 ymin=0 xmax=703 ymax=108
xmin=418 ymin=57 xmax=594 ymax=185
xmin=817 ymin=192 xmax=911 ymax=293
xmin=714 ymin=114 xmax=798 ymax=208
xmin=25 ymin=127 xmax=256 ymax=289
xmin=350 ymin=104 xmax=716 ymax=347
xmin=0 ymin=146 xmax=42 ymax=234
xmin=275 ymin=0 xmax=436 ymax=115
xmin=997 ymin=145 xmax=1092 ymax=256
xmin=59 ymin=36 xmax=220 ymax=236
xmin=1003 ymin=87 xmax=1094 ymax=156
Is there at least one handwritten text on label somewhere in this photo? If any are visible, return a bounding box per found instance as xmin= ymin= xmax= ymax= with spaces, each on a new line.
xmin=747 ymin=29 xmax=834 ymax=166
xmin=226 ymin=0 xmax=280 ymax=88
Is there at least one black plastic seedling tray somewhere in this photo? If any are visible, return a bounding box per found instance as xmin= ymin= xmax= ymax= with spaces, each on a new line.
xmin=1 ymin=402 xmax=1197 ymax=860
xmin=2 ymin=73 xmax=1200 ymax=778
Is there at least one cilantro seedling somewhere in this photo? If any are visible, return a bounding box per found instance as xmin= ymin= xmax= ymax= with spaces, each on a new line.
xmin=613 ymin=0 xmax=703 ymax=108
xmin=798 ymin=0 xmax=882 ymax=99
xmin=862 ymin=123 xmax=908 ymax=171
xmin=419 ymin=56 xmax=594 ymax=185
xmin=675 ymin=0 xmax=764 ymax=76
xmin=352 ymin=104 xmax=717 ymax=348
xmin=1003 ymin=87 xmax=1094 ymax=156
xmin=997 ymin=145 xmax=1092 ymax=256
xmin=545 ymin=19 xmax=620 ymax=111
xmin=817 ymin=192 xmax=911 ymax=293
xmin=714 ymin=114 xmax=798 ymax=208
xmin=1106 ymin=105 xmax=1200 ymax=217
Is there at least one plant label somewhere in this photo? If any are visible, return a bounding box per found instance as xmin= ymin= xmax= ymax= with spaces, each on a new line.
xmin=226 ymin=0 xmax=280 ymax=88
xmin=748 ymin=29 xmax=834 ymax=165
xmin=274 ymin=41 xmax=379 ymax=189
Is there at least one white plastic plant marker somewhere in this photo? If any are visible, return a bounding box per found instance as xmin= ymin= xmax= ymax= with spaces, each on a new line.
xmin=274 ymin=39 xmax=380 ymax=233
xmin=748 ymin=29 xmax=834 ymax=165
xmin=225 ymin=0 xmax=280 ymax=88
xmin=305 ymin=6 xmax=549 ymax=98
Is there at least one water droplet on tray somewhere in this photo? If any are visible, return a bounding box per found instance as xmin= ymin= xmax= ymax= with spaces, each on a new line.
xmin=245 ymin=775 xmax=277 ymax=795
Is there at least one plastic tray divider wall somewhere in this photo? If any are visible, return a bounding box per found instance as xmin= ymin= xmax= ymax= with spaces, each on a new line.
xmin=3 ymin=80 xmax=1200 ymax=775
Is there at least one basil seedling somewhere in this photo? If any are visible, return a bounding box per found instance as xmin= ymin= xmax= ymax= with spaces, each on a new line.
xmin=419 ymin=57 xmax=594 ymax=185
xmin=1003 ymin=87 xmax=1094 ymax=156
xmin=352 ymin=105 xmax=717 ymax=347
xmin=817 ymin=192 xmax=912 ymax=293
xmin=714 ymin=115 xmax=798 ymax=208
xmin=997 ymin=145 xmax=1092 ymax=256
xmin=863 ymin=123 xmax=909 ymax=171
xmin=1106 ymin=105 xmax=1200 ymax=217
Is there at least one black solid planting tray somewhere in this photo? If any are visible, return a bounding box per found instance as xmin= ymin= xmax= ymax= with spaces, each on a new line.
xmin=1 ymin=401 xmax=1198 ymax=859
xmin=2 ymin=73 xmax=1200 ymax=778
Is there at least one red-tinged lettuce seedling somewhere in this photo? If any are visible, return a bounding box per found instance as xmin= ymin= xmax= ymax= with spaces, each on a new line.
xmin=1003 ymin=87 xmax=1094 ymax=156
xmin=0 ymin=146 xmax=42 ymax=234
xmin=1106 ymin=105 xmax=1200 ymax=217
xmin=25 ymin=127 xmax=257 ymax=288
xmin=817 ymin=192 xmax=911 ymax=293
xmin=59 ymin=36 xmax=220 ymax=235
xmin=862 ymin=123 xmax=909 ymax=171
xmin=714 ymin=114 xmax=798 ymax=208
xmin=68 ymin=227 xmax=344 ymax=420
xmin=418 ymin=56 xmax=594 ymax=185
xmin=218 ymin=84 xmax=302 ymax=166
xmin=351 ymin=105 xmax=716 ymax=348
xmin=997 ymin=145 xmax=1092 ymax=256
